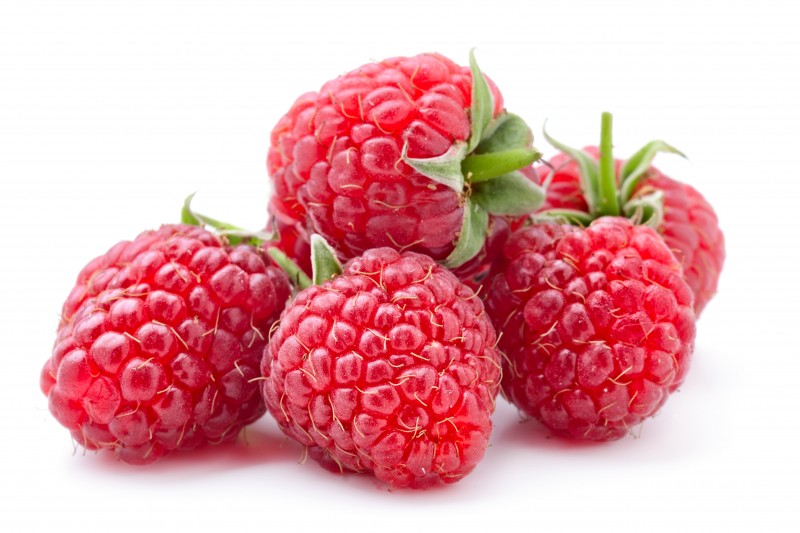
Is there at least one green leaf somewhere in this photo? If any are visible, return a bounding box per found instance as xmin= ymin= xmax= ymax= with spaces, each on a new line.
xmin=402 ymin=140 xmax=467 ymax=192
xmin=462 ymin=147 xmax=541 ymax=183
xmin=443 ymin=198 xmax=489 ymax=269
xmin=533 ymin=208 xmax=594 ymax=227
xmin=619 ymin=140 xmax=686 ymax=203
xmin=466 ymin=49 xmax=495 ymax=153
xmin=267 ymin=247 xmax=312 ymax=290
xmin=471 ymin=171 xmax=545 ymax=216
xmin=623 ymin=190 xmax=665 ymax=228
xmin=311 ymin=234 xmax=343 ymax=285
xmin=542 ymin=123 xmax=601 ymax=215
xmin=476 ymin=113 xmax=534 ymax=153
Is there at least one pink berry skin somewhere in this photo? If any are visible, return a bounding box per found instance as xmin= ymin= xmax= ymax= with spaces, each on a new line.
xmin=40 ymin=224 xmax=291 ymax=465
xmin=485 ymin=218 xmax=696 ymax=441
xmin=261 ymin=248 xmax=501 ymax=489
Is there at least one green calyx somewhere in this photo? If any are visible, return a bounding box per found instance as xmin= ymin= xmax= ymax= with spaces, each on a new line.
xmin=538 ymin=112 xmax=686 ymax=228
xmin=403 ymin=50 xmax=544 ymax=268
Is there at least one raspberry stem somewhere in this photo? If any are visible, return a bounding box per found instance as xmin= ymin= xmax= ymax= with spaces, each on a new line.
xmin=597 ymin=112 xmax=620 ymax=217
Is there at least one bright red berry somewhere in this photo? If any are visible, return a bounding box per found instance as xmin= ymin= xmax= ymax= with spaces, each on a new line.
xmin=485 ymin=217 xmax=696 ymax=440
xmin=268 ymin=52 xmax=501 ymax=257
xmin=40 ymin=224 xmax=291 ymax=464
xmin=267 ymin=52 xmax=543 ymax=281
xmin=261 ymin=247 xmax=501 ymax=489
xmin=539 ymin=142 xmax=724 ymax=316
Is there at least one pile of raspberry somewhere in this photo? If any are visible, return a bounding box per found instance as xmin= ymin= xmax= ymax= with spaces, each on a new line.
xmin=41 ymin=52 xmax=724 ymax=490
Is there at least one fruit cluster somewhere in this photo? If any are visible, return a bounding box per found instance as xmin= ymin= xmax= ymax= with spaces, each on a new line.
xmin=41 ymin=51 xmax=724 ymax=489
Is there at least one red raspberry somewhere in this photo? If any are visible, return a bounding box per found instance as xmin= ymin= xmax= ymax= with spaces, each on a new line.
xmin=261 ymin=248 xmax=501 ymax=489
xmin=40 ymin=224 xmax=291 ymax=464
xmin=268 ymin=53 xmax=504 ymax=258
xmin=485 ymin=218 xmax=696 ymax=440
xmin=539 ymin=147 xmax=724 ymax=316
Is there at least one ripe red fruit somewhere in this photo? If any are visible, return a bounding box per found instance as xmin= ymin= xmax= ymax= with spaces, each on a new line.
xmin=485 ymin=217 xmax=696 ymax=440
xmin=40 ymin=224 xmax=291 ymax=464
xmin=267 ymin=51 xmax=543 ymax=278
xmin=269 ymin=52 xmax=501 ymax=256
xmin=261 ymin=247 xmax=501 ymax=489
xmin=538 ymin=146 xmax=724 ymax=315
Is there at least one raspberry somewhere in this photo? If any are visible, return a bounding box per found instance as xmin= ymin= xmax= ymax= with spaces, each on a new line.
xmin=261 ymin=247 xmax=501 ymax=489
xmin=267 ymin=52 xmax=543 ymax=277
xmin=485 ymin=218 xmax=696 ymax=440
xmin=538 ymin=139 xmax=724 ymax=316
xmin=40 ymin=224 xmax=291 ymax=464
xmin=269 ymin=53 xmax=501 ymax=256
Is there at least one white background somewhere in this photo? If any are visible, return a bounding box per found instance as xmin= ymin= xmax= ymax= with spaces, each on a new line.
xmin=1 ymin=1 xmax=798 ymax=531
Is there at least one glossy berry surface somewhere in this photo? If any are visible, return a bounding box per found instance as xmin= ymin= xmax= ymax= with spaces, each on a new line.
xmin=485 ymin=218 xmax=696 ymax=440
xmin=40 ymin=224 xmax=291 ymax=464
xmin=539 ymin=148 xmax=725 ymax=315
xmin=267 ymin=52 xmax=504 ymax=263
xmin=262 ymin=248 xmax=501 ymax=489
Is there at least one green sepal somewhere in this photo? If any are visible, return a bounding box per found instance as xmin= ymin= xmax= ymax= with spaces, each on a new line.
xmin=182 ymin=193 xmax=275 ymax=245
xmin=310 ymin=234 xmax=343 ymax=286
xmin=471 ymin=171 xmax=545 ymax=216
xmin=623 ymin=189 xmax=665 ymax=228
xmin=402 ymin=140 xmax=467 ymax=192
xmin=542 ymin=124 xmax=601 ymax=215
xmin=619 ymin=140 xmax=686 ymax=204
xmin=476 ymin=113 xmax=534 ymax=153
xmin=443 ymin=198 xmax=489 ymax=269
xmin=462 ymin=147 xmax=541 ymax=183
xmin=466 ymin=49 xmax=495 ymax=154
xmin=533 ymin=208 xmax=595 ymax=227
xmin=181 ymin=192 xmax=204 ymax=226
xmin=267 ymin=247 xmax=312 ymax=290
